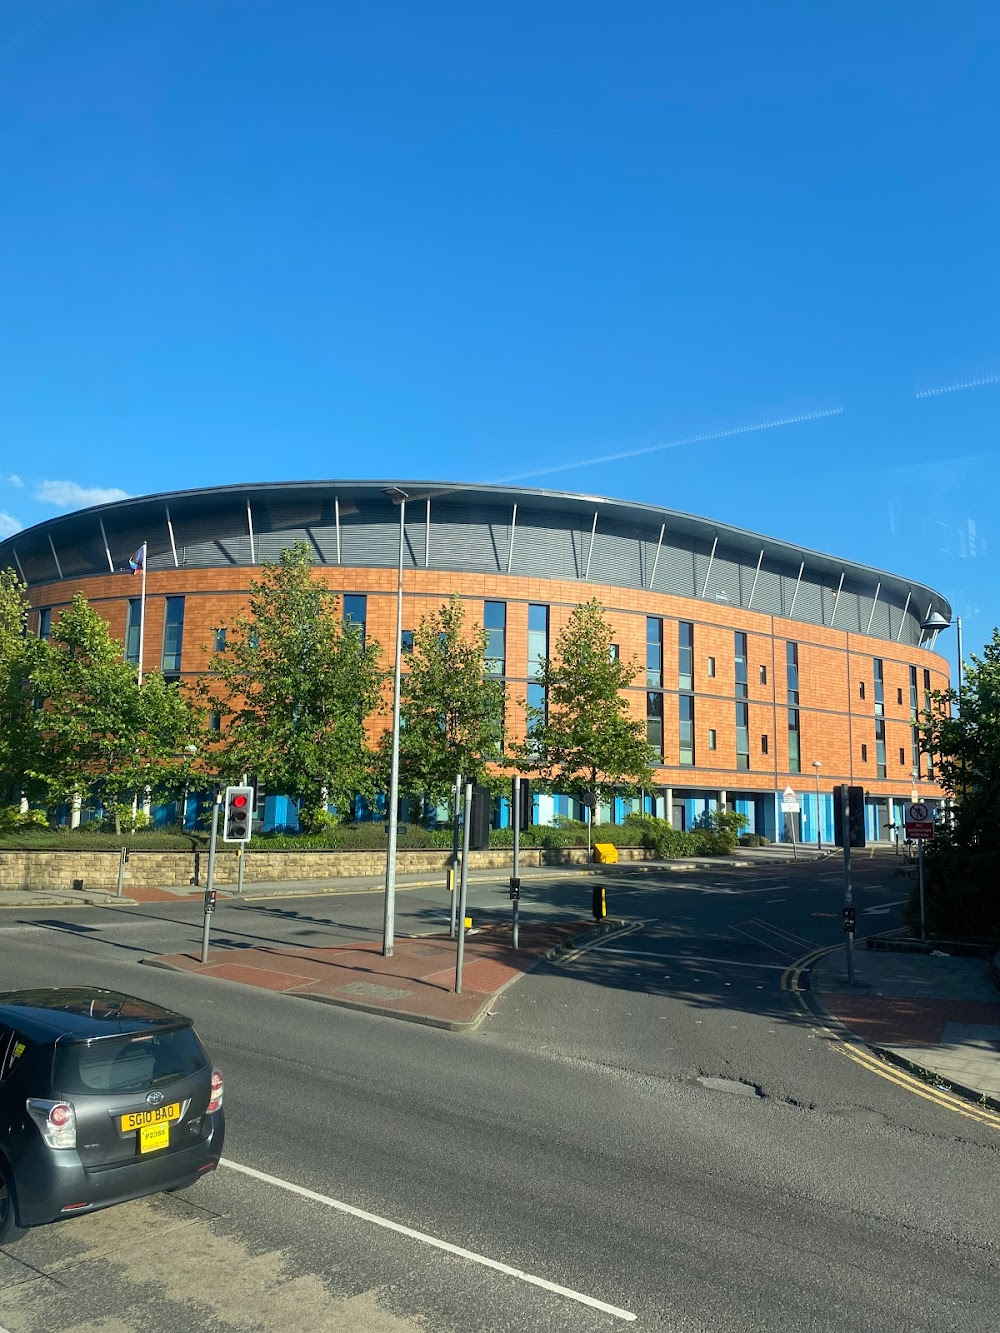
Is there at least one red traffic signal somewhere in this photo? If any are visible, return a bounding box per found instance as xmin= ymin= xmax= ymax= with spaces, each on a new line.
xmin=222 ymin=786 xmax=254 ymax=843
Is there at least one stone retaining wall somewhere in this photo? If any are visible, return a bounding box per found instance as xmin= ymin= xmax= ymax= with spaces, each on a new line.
xmin=0 ymin=845 xmax=657 ymax=891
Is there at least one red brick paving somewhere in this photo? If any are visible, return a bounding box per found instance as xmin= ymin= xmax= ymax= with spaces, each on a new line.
xmin=124 ymin=886 xmax=196 ymax=903
xmin=150 ymin=921 xmax=599 ymax=1028
xmin=822 ymin=995 xmax=1000 ymax=1046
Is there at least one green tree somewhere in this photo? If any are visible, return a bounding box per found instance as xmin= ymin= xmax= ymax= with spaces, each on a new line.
xmin=26 ymin=594 xmax=201 ymax=828
xmin=916 ymin=628 xmax=1000 ymax=938
xmin=517 ymin=598 xmax=653 ymax=807
xmin=201 ymin=542 xmax=384 ymax=822
xmin=0 ymin=568 xmax=44 ymax=807
xmin=382 ymin=595 xmax=506 ymax=814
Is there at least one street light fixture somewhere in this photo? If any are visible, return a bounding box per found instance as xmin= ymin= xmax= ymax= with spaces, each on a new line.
xmin=811 ymin=760 xmax=822 ymax=850
xmin=920 ymin=611 xmax=963 ymax=707
xmin=382 ymin=486 xmax=409 ymax=957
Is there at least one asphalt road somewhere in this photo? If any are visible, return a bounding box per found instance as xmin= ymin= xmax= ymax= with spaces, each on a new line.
xmin=1 ymin=857 xmax=997 ymax=1332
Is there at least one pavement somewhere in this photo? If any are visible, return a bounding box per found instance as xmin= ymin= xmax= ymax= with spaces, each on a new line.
xmin=812 ymin=941 xmax=1000 ymax=1106
xmin=145 ymin=916 xmax=630 ymax=1031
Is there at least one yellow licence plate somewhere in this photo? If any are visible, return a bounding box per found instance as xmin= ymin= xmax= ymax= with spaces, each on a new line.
xmin=139 ymin=1121 xmax=170 ymax=1154
xmin=121 ymin=1102 xmax=180 ymax=1134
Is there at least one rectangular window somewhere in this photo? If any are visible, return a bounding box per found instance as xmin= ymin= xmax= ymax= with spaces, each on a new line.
xmin=646 ymin=617 xmax=663 ymax=688
xmin=735 ymin=632 xmax=748 ymax=698
xmin=401 ymin=630 xmax=414 ymax=654
xmin=912 ymin=725 xmax=921 ymax=776
xmin=679 ymin=696 xmax=695 ymax=766
xmin=759 ymin=664 xmax=767 ymax=686
xmin=788 ymin=708 xmax=801 ymax=773
xmin=209 ymin=711 xmax=221 ymax=733
xmin=899 ymin=747 xmax=906 ymax=766
xmin=646 ymin=692 xmax=664 ymax=758
xmin=125 ymin=598 xmax=141 ymax=665
xmin=861 ymin=743 xmax=868 ymax=763
xmin=910 ymin=665 xmax=918 ymax=716
xmin=708 ymin=728 xmax=717 ymax=751
xmin=873 ymin=658 xmax=884 ymax=716
xmin=609 ymin=643 xmax=619 ymax=661
xmin=707 ymin=656 xmax=716 ymax=678
xmin=37 ymin=607 xmax=51 ymax=640
xmin=678 ymin=621 xmax=694 ymax=692
xmin=528 ymin=604 xmax=549 ymax=680
xmin=213 ymin=627 xmax=227 ymax=652
xmin=343 ymin=594 xmax=367 ymax=648
xmin=923 ymin=668 xmax=931 ymax=693
xmin=761 ymin=734 xmax=769 ymax=755
xmin=897 ymin=687 xmax=903 ymax=706
xmin=875 ymin=719 xmax=886 ymax=779
xmin=161 ymin=597 xmax=185 ymax=676
xmin=527 ymin=681 xmax=546 ymax=737
xmin=735 ymin=702 xmax=750 ymax=770
xmin=483 ymin=600 xmax=506 ymax=676
xmin=859 ymin=681 xmax=866 ymax=700
xmin=786 ymin=642 xmax=799 ymax=705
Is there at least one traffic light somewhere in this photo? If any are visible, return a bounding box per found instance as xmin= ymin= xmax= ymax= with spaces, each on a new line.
xmin=512 ymin=778 xmax=532 ymax=829
xmin=832 ymin=785 xmax=866 ymax=849
xmin=469 ymin=784 xmax=492 ymax=850
xmin=222 ymin=785 xmax=254 ymax=843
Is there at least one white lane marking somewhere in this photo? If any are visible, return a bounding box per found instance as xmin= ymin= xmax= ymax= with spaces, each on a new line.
xmin=591 ymin=946 xmax=786 ymax=971
xmin=221 ymin=1159 xmax=637 ymax=1322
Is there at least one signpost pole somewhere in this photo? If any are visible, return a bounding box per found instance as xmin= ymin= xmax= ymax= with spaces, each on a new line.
xmin=918 ymin=839 xmax=927 ymax=942
xmin=449 ymin=772 xmax=461 ymax=939
xmin=455 ymin=782 xmax=473 ymax=993
xmin=511 ymin=775 xmax=521 ymax=951
xmin=200 ymin=791 xmax=221 ymax=965
xmin=841 ymin=784 xmax=854 ymax=985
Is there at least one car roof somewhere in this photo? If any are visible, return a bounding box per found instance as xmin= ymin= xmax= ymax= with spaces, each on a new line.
xmin=0 ymin=988 xmax=192 ymax=1043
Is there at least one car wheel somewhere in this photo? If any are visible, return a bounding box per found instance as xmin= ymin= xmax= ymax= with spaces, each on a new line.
xmin=0 ymin=1165 xmax=27 ymax=1245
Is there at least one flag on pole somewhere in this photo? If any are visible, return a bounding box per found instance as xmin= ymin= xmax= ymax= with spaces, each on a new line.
xmin=129 ymin=543 xmax=146 ymax=575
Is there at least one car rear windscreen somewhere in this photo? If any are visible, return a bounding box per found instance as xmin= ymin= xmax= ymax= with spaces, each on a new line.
xmin=52 ymin=1028 xmax=208 ymax=1094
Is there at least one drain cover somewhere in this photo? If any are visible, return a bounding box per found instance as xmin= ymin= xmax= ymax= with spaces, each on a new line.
xmin=696 ymin=1076 xmax=762 ymax=1097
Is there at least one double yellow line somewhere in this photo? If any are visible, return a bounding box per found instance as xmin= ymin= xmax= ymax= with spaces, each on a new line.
xmin=782 ymin=945 xmax=1000 ymax=1132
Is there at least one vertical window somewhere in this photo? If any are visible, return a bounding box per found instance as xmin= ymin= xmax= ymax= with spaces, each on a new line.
xmin=735 ymin=632 xmax=748 ymax=698
xmin=401 ymin=630 xmax=414 ymax=654
xmin=609 ymin=642 xmax=620 ymax=661
xmin=483 ymin=601 xmax=506 ymax=676
xmin=859 ymin=681 xmax=866 ymax=700
xmin=873 ymin=658 xmax=884 ymax=716
xmin=646 ymin=692 xmax=663 ymax=759
xmin=37 ymin=608 xmax=51 ymax=640
xmin=875 ymin=719 xmax=886 ymax=778
xmin=707 ymin=656 xmax=716 ymax=678
xmin=786 ymin=642 xmax=799 ymax=704
xmin=911 ymin=725 xmax=921 ymax=776
xmin=708 ymin=729 xmax=717 ymax=751
xmin=761 ymin=734 xmax=769 ymax=755
xmin=896 ymin=687 xmax=903 ymax=706
xmin=161 ymin=597 xmax=185 ymax=676
xmin=646 ymin=617 xmax=663 ymax=688
xmin=909 ymin=665 xmax=918 ymax=716
xmin=759 ymin=664 xmax=767 ymax=686
xmin=923 ymin=668 xmax=931 ymax=693
xmin=678 ymin=622 xmax=693 ymax=691
xmin=125 ymin=598 xmax=141 ymax=665
xmin=209 ymin=711 xmax=221 ymax=733
xmin=679 ymin=696 xmax=695 ymax=766
xmin=528 ymin=604 xmax=549 ymax=679
xmin=736 ymin=702 xmax=750 ymax=770
xmin=343 ymin=595 xmax=367 ymax=648
xmin=899 ymin=747 xmax=906 ymax=766
xmin=213 ymin=627 xmax=227 ymax=652
xmin=527 ymin=682 xmax=546 ymax=732
xmin=861 ymin=743 xmax=868 ymax=762
xmin=788 ymin=709 xmax=801 ymax=773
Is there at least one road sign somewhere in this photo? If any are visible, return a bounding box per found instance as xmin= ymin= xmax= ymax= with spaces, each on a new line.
xmin=905 ymin=802 xmax=935 ymax=840
xmin=781 ymin=786 xmax=800 ymax=814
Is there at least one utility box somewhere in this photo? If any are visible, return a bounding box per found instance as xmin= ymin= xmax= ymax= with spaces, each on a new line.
xmin=593 ymin=843 xmax=619 ymax=864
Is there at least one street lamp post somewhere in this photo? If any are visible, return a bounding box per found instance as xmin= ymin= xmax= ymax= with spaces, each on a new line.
xmin=382 ymin=487 xmax=408 ymax=957
xmin=811 ymin=760 xmax=822 ymax=850
xmin=921 ymin=612 xmax=964 ymax=707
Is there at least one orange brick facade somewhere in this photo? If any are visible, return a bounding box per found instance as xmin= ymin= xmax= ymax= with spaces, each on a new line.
xmin=25 ymin=564 xmax=950 ymax=808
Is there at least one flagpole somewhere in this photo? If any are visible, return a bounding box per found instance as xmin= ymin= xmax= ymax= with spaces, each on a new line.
xmin=137 ymin=544 xmax=146 ymax=687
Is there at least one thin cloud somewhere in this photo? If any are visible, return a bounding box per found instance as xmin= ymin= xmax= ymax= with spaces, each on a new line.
xmin=493 ymin=406 xmax=845 ymax=486
xmin=36 ymin=480 xmax=129 ymax=509
xmin=0 ymin=474 xmax=22 ymax=487
xmin=0 ymin=511 xmax=23 ymax=538
xmin=916 ymin=372 xmax=1000 ymax=399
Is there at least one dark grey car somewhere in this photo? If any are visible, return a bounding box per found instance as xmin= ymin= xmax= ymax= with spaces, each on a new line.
xmin=0 ymin=987 xmax=225 ymax=1242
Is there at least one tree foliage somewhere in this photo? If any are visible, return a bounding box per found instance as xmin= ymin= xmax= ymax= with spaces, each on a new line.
xmin=517 ymin=598 xmax=653 ymax=803
xmin=26 ymin=594 xmax=201 ymax=825
xmin=916 ymin=628 xmax=1000 ymax=938
xmin=0 ymin=569 xmax=43 ymax=806
xmin=382 ymin=594 xmax=506 ymax=811
xmin=200 ymin=543 xmax=385 ymax=820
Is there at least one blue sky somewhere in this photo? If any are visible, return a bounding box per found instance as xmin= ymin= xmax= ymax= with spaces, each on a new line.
xmin=1 ymin=1 xmax=997 ymax=684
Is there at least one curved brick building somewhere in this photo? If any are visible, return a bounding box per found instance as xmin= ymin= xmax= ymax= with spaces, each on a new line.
xmin=0 ymin=481 xmax=952 ymax=842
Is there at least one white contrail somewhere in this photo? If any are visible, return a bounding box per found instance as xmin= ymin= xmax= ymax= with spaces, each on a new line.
xmin=492 ymin=406 xmax=844 ymax=486
xmin=916 ymin=372 xmax=1000 ymax=399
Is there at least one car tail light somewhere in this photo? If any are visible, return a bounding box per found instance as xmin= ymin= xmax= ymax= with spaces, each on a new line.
xmin=26 ymin=1098 xmax=77 ymax=1149
xmin=207 ymin=1069 xmax=223 ymax=1114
